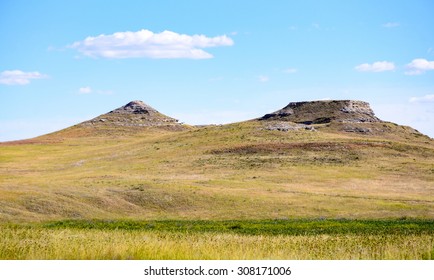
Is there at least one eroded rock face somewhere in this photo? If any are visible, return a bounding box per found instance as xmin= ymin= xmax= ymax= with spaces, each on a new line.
xmin=259 ymin=100 xmax=381 ymax=124
xmin=80 ymin=100 xmax=182 ymax=128
xmin=109 ymin=100 xmax=157 ymax=115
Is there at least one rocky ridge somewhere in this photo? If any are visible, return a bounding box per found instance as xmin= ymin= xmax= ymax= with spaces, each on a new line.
xmin=73 ymin=99 xmax=424 ymax=137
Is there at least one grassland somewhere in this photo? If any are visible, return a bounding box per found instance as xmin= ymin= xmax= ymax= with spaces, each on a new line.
xmin=0 ymin=119 xmax=433 ymax=259
xmin=1 ymin=219 xmax=433 ymax=259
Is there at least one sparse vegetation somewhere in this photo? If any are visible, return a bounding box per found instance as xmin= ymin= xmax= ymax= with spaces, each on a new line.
xmin=1 ymin=219 xmax=433 ymax=259
xmin=1 ymin=101 xmax=433 ymax=259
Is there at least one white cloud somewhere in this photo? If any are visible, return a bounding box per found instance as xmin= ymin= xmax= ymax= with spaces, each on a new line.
xmin=77 ymin=86 xmax=113 ymax=95
xmin=405 ymin=58 xmax=434 ymax=75
xmin=79 ymin=86 xmax=92 ymax=94
xmin=258 ymin=75 xmax=270 ymax=83
xmin=283 ymin=68 xmax=297 ymax=74
xmin=382 ymin=22 xmax=400 ymax=28
xmin=69 ymin=29 xmax=234 ymax=59
xmin=0 ymin=70 xmax=48 ymax=85
xmin=409 ymin=94 xmax=434 ymax=103
xmin=355 ymin=61 xmax=395 ymax=72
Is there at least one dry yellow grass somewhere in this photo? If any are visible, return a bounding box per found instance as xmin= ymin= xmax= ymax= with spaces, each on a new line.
xmin=1 ymin=113 xmax=433 ymax=260
xmin=1 ymin=226 xmax=432 ymax=260
xmin=1 ymin=121 xmax=433 ymax=222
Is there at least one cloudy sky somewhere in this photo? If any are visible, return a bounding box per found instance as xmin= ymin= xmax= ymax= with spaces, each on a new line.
xmin=1 ymin=0 xmax=434 ymax=141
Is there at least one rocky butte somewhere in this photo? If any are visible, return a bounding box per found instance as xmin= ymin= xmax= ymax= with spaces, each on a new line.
xmin=256 ymin=99 xmax=428 ymax=136
xmin=259 ymin=100 xmax=381 ymax=124
xmin=56 ymin=99 xmax=424 ymax=138
xmin=80 ymin=100 xmax=185 ymax=130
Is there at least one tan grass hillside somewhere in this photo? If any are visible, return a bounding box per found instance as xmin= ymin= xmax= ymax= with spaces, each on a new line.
xmin=0 ymin=100 xmax=433 ymax=223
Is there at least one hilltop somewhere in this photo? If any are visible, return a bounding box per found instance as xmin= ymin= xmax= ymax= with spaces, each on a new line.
xmin=0 ymin=99 xmax=433 ymax=222
xmin=258 ymin=100 xmax=425 ymax=139
xmin=28 ymin=100 xmax=189 ymax=140
xmin=260 ymin=100 xmax=380 ymax=124
xmin=79 ymin=100 xmax=183 ymax=129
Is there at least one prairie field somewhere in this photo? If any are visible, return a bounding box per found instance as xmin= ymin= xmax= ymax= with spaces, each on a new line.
xmin=1 ymin=220 xmax=433 ymax=260
xmin=3 ymin=0 xmax=434 ymax=264
xmin=1 ymin=120 xmax=433 ymax=259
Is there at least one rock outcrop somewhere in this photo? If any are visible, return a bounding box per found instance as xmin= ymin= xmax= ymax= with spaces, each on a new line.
xmin=109 ymin=100 xmax=159 ymax=115
xmin=80 ymin=100 xmax=183 ymax=129
xmin=259 ymin=100 xmax=381 ymax=124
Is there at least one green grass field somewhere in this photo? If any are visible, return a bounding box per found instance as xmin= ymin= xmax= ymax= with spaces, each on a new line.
xmin=1 ymin=219 xmax=433 ymax=259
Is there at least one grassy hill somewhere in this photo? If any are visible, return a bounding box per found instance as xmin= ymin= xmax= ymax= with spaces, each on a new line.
xmin=1 ymin=101 xmax=433 ymax=222
xmin=0 ymin=100 xmax=433 ymax=259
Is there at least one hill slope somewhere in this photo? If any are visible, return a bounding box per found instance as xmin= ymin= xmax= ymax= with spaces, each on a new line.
xmin=0 ymin=100 xmax=433 ymax=222
xmin=34 ymin=100 xmax=189 ymax=140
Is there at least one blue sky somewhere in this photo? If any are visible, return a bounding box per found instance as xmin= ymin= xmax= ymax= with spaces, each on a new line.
xmin=1 ymin=0 xmax=434 ymax=141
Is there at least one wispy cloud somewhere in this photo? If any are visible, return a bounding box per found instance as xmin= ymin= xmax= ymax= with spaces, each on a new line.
xmin=409 ymin=94 xmax=434 ymax=103
xmin=69 ymin=29 xmax=234 ymax=59
xmin=283 ymin=68 xmax=297 ymax=74
xmin=0 ymin=70 xmax=48 ymax=85
xmin=382 ymin=22 xmax=400 ymax=28
xmin=405 ymin=58 xmax=434 ymax=75
xmin=375 ymin=103 xmax=434 ymax=138
xmin=355 ymin=61 xmax=395 ymax=72
xmin=78 ymin=86 xmax=113 ymax=95
xmin=208 ymin=77 xmax=224 ymax=82
xmin=258 ymin=75 xmax=270 ymax=83
xmin=312 ymin=23 xmax=321 ymax=30
xmin=79 ymin=86 xmax=92 ymax=94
